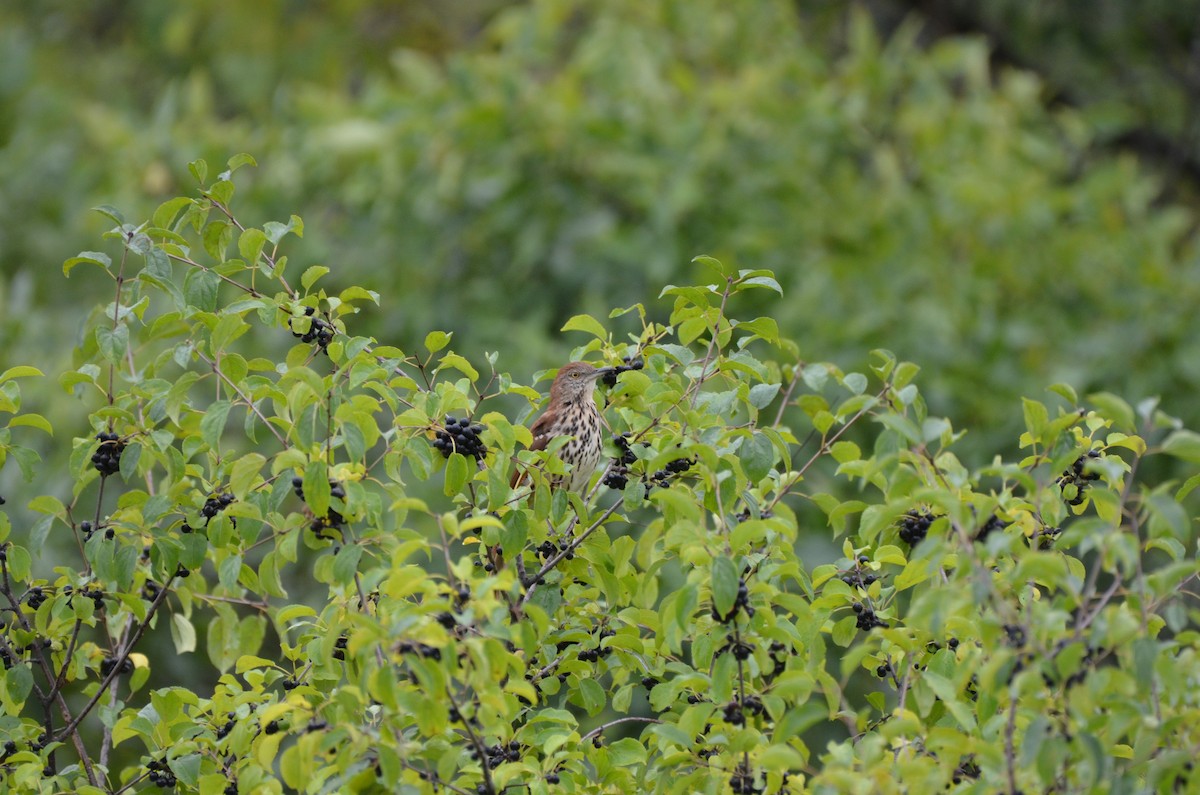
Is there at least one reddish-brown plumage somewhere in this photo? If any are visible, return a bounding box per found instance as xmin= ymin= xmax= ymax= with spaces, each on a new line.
xmin=512 ymin=361 xmax=613 ymax=492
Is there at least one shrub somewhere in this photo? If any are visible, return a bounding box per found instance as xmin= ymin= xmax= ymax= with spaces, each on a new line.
xmin=1 ymin=158 xmax=1197 ymax=793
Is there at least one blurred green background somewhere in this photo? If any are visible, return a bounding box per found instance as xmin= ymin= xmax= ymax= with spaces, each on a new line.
xmin=3 ymin=0 xmax=1200 ymax=470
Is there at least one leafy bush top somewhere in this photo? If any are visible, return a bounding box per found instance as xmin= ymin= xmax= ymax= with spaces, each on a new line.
xmin=0 ymin=159 xmax=1198 ymax=794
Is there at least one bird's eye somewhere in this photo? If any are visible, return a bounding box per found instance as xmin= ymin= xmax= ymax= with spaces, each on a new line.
xmin=571 ymin=371 xmax=580 ymax=378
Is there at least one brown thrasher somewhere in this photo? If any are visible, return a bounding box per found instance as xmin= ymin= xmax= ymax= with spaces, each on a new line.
xmin=490 ymin=361 xmax=613 ymax=575
xmin=512 ymin=361 xmax=615 ymax=493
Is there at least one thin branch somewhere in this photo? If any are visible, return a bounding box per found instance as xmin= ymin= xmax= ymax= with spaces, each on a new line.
xmin=580 ymin=716 xmax=662 ymax=742
xmin=193 ymin=349 xmax=289 ymax=447
xmin=54 ymin=573 xmax=176 ymax=741
xmin=520 ymin=500 xmax=623 ymax=608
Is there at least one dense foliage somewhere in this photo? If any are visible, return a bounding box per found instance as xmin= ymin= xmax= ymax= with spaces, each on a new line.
xmin=0 ymin=163 xmax=1197 ymax=794
xmin=3 ymin=0 xmax=1200 ymax=469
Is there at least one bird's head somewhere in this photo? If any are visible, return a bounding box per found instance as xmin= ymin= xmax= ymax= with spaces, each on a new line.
xmin=548 ymin=361 xmax=614 ymax=404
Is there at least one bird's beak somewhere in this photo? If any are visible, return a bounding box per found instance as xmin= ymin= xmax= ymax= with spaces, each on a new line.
xmin=591 ymin=367 xmax=617 ymax=379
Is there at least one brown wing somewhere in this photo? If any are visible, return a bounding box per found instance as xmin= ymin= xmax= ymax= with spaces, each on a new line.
xmin=511 ymin=407 xmax=559 ymax=487
xmin=527 ymin=407 xmax=558 ymax=452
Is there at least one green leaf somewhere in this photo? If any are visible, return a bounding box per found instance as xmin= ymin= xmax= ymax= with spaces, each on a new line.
xmin=199 ymin=400 xmax=233 ymax=449
xmin=4 ymin=545 xmax=30 ymax=582
xmin=91 ymin=204 xmax=125 ymax=225
xmin=63 ymin=251 xmax=112 ymax=277
xmin=227 ymin=152 xmax=258 ymax=172
xmin=238 ymin=228 xmax=268 ymax=264
xmin=169 ymin=754 xmax=202 ymax=788
xmin=202 ymin=220 xmax=232 ymax=261
xmin=0 ymin=366 xmax=43 ymax=384
xmin=739 ymin=276 xmax=783 ymax=294
xmin=188 ymin=159 xmax=208 ymax=184
xmin=303 ymin=461 xmax=331 ymax=519
xmin=748 ymin=383 xmax=781 ymax=409
xmin=264 ymin=215 xmax=304 ymax=244
xmin=424 ymin=331 xmax=451 ymax=353
xmin=1022 ymin=398 xmax=1049 ymax=441
xmin=7 ymin=414 xmax=52 ymax=436
xmin=735 ymin=317 xmax=780 ymax=346
xmin=843 ymin=372 xmax=868 ymax=395
xmin=301 ymin=265 xmax=329 ymax=290
xmin=561 ymin=314 xmax=608 ymax=339
xmin=332 ymin=545 xmax=364 ymax=586
xmin=184 ymin=268 xmax=219 ymax=312
xmin=438 ymin=352 xmax=479 ymax=381
xmin=578 ymin=678 xmax=606 ymax=716
xmin=171 ymin=614 xmax=197 ymax=653
xmin=5 ymin=664 xmax=32 ymax=708
xmin=711 ymin=557 xmax=739 ymax=619
xmin=444 ymin=452 xmax=469 ymax=497
xmin=211 ymin=313 xmax=249 ymax=353
xmin=229 ymin=453 xmax=265 ymax=499
xmin=1088 ymin=392 xmax=1136 ymax=431
xmin=693 ymin=254 xmax=736 ymax=279
xmin=152 ymin=197 xmax=194 ymax=229
xmin=739 ymin=431 xmax=775 ymax=484
xmin=1162 ymin=429 xmax=1200 ymax=463
xmin=95 ymin=323 xmax=129 ymax=363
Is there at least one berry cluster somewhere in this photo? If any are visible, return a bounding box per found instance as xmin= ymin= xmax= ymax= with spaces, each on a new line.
xmin=711 ymin=578 xmax=754 ymax=623
xmin=1061 ymin=646 xmax=1104 ymax=688
xmin=140 ymin=579 xmax=161 ymax=601
xmin=840 ymin=555 xmax=880 ymax=589
xmin=79 ymin=520 xmax=115 ymax=541
xmin=577 ymin=628 xmax=615 ymax=663
xmin=730 ymin=760 xmax=764 ymax=794
xmin=721 ymin=695 xmax=764 ymax=727
xmin=767 ymin=641 xmax=789 ymax=677
xmin=735 ymin=506 xmax=774 ymax=523
xmin=898 ymin=509 xmax=936 ymax=545
xmin=1003 ymin=624 xmax=1027 ymax=648
xmin=852 ymin=601 xmax=888 ymax=631
xmin=215 ymin=715 xmax=235 ymax=740
xmin=201 ymin=492 xmax=235 ymax=523
xmin=333 ymin=634 xmax=348 ymax=661
xmin=1030 ymin=523 xmax=1062 ymax=550
xmin=474 ymin=741 xmax=521 ymax=769
xmin=146 ymin=759 xmax=176 ymax=788
xmin=952 ymin=756 xmax=981 ymax=784
xmin=1058 ymin=449 xmax=1102 ymax=505
xmin=648 ymin=455 xmax=695 ymax=490
xmin=292 ymin=477 xmax=346 ymax=540
xmin=535 ymin=539 xmax=573 ymax=562
xmin=601 ymin=434 xmax=638 ymax=490
xmin=91 ymin=431 xmax=125 ymax=477
xmin=100 ymin=655 xmax=134 ymax=677
xmin=600 ymin=355 xmax=645 ymax=387
xmin=601 ymin=435 xmax=695 ymax=492
xmin=395 ymin=640 xmax=442 ymax=661
xmin=0 ymin=741 xmax=16 ymax=762
xmin=975 ymin=513 xmax=1011 ymax=543
xmin=24 ymin=587 xmax=46 ymax=609
xmin=63 ymin=585 xmax=105 ymax=612
xmin=290 ymin=306 xmax=334 ymax=352
xmin=717 ymin=634 xmax=756 ymax=661
xmin=432 ymin=417 xmax=487 ymax=461
xmin=875 ymin=658 xmax=893 ymax=679
xmin=926 ymin=637 xmax=960 ymax=653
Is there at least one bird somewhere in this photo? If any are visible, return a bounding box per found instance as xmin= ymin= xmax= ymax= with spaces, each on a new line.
xmin=512 ymin=361 xmax=615 ymax=494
